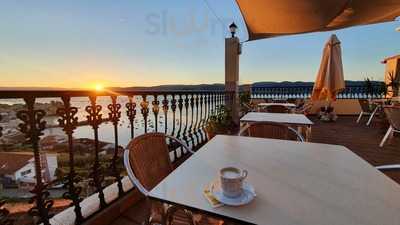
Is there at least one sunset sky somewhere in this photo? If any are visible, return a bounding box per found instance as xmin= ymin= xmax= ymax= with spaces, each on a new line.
xmin=0 ymin=1 xmax=399 ymax=88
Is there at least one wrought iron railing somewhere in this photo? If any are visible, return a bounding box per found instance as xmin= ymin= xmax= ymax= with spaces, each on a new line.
xmin=251 ymin=84 xmax=384 ymax=99
xmin=0 ymin=90 xmax=226 ymax=225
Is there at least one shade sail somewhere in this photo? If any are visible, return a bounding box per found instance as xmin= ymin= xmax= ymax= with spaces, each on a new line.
xmin=312 ymin=34 xmax=345 ymax=102
xmin=235 ymin=0 xmax=400 ymax=40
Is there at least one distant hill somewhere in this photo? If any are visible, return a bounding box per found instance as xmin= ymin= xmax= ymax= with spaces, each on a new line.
xmin=110 ymin=84 xmax=225 ymax=91
xmin=112 ymin=80 xmax=383 ymax=92
xmin=252 ymin=80 xmax=382 ymax=88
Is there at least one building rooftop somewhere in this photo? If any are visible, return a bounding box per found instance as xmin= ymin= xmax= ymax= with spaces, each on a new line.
xmin=0 ymin=152 xmax=32 ymax=175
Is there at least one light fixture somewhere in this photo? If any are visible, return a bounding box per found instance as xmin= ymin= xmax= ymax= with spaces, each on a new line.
xmin=229 ymin=22 xmax=238 ymax=38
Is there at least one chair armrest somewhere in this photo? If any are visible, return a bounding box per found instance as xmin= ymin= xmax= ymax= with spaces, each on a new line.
xmin=288 ymin=127 xmax=305 ymax=142
xmin=375 ymin=164 xmax=400 ymax=171
xmin=165 ymin=135 xmax=195 ymax=154
xmin=123 ymin=149 xmax=150 ymax=196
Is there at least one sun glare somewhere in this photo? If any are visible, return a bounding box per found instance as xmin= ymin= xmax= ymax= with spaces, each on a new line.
xmin=94 ymin=84 xmax=104 ymax=91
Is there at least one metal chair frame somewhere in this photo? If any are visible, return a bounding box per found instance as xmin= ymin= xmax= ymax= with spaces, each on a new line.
xmin=240 ymin=122 xmax=305 ymax=142
xmin=379 ymin=107 xmax=400 ymax=147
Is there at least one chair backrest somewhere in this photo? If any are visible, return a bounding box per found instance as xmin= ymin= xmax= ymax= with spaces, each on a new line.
xmin=287 ymin=98 xmax=297 ymax=104
xmin=358 ymin=99 xmax=375 ymax=113
xmin=245 ymin=122 xmax=303 ymax=141
xmin=265 ymin=105 xmax=289 ymax=113
xmin=273 ymin=99 xmax=287 ymax=103
xmin=384 ymin=107 xmax=400 ymax=130
xmin=126 ymin=133 xmax=173 ymax=191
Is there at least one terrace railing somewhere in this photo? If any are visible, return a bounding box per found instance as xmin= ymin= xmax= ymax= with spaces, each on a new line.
xmin=251 ymin=84 xmax=385 ymax=99
xmin=0 ymin=90 xmax=226 ymax=225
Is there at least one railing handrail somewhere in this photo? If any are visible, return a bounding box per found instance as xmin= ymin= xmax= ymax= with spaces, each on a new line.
xmin=0 ymin=89 xmax=225 ymax=99
xmin=0 ymin=89 xmax=228 ymax=225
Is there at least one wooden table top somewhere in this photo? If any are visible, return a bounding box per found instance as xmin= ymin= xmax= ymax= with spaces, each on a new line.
xmin=149 ymin=135 xmax=400 ymax=225
xmin=241 ymin=112 xmax=313 ymax=126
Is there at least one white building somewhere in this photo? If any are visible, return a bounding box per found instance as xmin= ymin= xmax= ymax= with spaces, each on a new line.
xmin=0 ymin=152 xmax=58 ymax=189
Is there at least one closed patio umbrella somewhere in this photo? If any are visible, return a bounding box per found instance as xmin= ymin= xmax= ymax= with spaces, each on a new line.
xmin=311 ymin=34 xmax=345 ymax=103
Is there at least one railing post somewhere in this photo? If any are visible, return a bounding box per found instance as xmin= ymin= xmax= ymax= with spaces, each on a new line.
xmin=86 ymin=95 xmax=106 ymax=209
xmin=162 ymin=95 xmax=169 ymax=134
xmin=0 ymin=115 xmax=13 ymax=225
xmin=183 ymin=94 xmax=190 ymax=146
xmin=225 ymin=36 xmax=240 ymax=127
xmin=17 ymin=96 xmax=52 ymax=225
xmin=108 ymin=95 xmax=123 ymax=197
xmin=152 ymin=95 xmax=160 ymax=132
xmin=0 ymin=200 xmax=13 ymax=225
xmin=126 ymin=95 xmax=137 ymax=139
xmin=170 ymin=95 xmax=177 ymax=136
xmin=177 ymin=94 xmax=183 ymax=138
xmin=140 ymin=95 xmax=149 ymax=133
xmin=57 ymin=96 xmax=83 ymax=224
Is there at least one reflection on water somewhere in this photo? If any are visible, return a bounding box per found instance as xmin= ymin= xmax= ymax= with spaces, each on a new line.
xmin=2 ymin=95 xmax=208 ymax=146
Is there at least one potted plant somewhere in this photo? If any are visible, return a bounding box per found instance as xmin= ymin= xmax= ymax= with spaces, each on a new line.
xmin=364 ymin=77 xmax=375 ymax=99
xmin=239 ymin=91 xmax=253 ymax=115
xmin=387 ymin=71 xmax=400 ymax=97
xmin=206 ymin=106 xmax=235 ymax=139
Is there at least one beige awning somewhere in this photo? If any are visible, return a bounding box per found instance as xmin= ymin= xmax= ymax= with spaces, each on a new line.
xmin=312 ymin=34 xmax=345 ymax=102
xmin=235 ymin=0 xmax=400 ymax=40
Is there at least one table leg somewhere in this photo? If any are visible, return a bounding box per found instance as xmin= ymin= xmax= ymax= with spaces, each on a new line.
xmin=306 ymin=125 xmax=312 ymax=141
xmin=239 ymin=123 xmax=250 ymax=136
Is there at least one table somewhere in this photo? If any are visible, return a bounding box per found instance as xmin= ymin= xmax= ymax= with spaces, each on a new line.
xmin=149 ymin=135 xmax=400 ymax=225
xmin=240 ymin=112 xmax=313 ymax=141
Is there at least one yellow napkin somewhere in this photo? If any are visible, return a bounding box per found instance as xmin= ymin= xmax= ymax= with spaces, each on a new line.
xmin=203 ymin=183 xmax=223 ymax=208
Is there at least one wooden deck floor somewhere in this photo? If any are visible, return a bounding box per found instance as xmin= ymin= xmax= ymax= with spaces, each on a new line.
xmin=112 ymin=115 xmax=400 ymax=225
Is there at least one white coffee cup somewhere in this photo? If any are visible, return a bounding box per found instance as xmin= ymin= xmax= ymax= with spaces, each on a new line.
xmin=220 ymin=167 xmax=248 ymax=198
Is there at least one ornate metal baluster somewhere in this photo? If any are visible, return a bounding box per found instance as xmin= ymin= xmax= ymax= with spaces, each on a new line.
xmin=198 ymin=94 xmax=205 ymax=144
xmin=0 ymin=201 xmax=13 ymax=225
xmin=193 ymin=94 xmax=200 ymax=147
xmin=108 ymin=95 xmax=123 ymax=197
xmin=0 ymin=122 xmax=13 ymax=225
xmin=0 ymin=114 xmax=2 ymax=137
xmin=152 ymin=95 xmax=160 ymax=132
xmin=170 ymin=95 xmax=177 ymax=136
xmin=207 ymin=93 xmax=212 ymax=122
xmin=188 ymin=94 xmax=195 ymax=147
xmin=126 ymin=95 xmax=137 ymax=139
xmin=85 ymin=96 xmax=106 ymax=209
xmin=57 ymin=96 xmax=83 ymax=224
xmin=211 ymin=93 xmax=216 ymax=115
xmin=176 ymin=94 xmax=183 ymax=139
xmin=203 ymin=94 xmax=208 ymax=125
xmin=140 ymin=95 xmax=149 ymax=133
xmin=162 ymin=95 xmax=169 ymax=134
xmin=183 ymin=94 xmax=190 ymax=147
xmin=17 ymin=97 xmax=52 ymax=225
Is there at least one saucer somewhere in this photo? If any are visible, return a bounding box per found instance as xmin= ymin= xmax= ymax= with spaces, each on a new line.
xmin=210 ymin=180 xmax=256 ymax=206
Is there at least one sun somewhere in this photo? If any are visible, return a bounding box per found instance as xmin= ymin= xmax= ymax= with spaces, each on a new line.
xmin=94 ymin=84 xmax=104 ymax=91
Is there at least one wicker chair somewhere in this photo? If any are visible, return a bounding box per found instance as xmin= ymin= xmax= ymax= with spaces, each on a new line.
xmin=379 ymin=107 xmax=400 ymax=147
xmin=263 ymin=105 xmax=290 ymax=113
xmin=240 ymin=122 xmax=304 ymax=142
xmin=124 ymin=133 xmax=196 ymax=225
xmin=357 ymin=99 xmax=379 ymax=126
